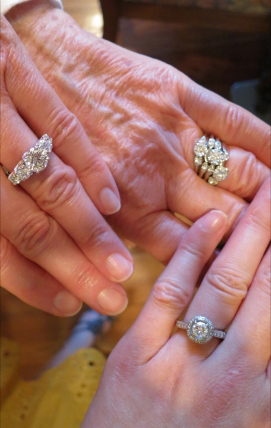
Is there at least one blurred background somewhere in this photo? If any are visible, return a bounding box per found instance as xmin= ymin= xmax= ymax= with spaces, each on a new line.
xmin=1 ymin=0 xmax=270 ymax=380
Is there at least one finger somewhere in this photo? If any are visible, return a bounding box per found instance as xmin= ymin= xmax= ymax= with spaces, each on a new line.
xmin=180 ymin=78 xmax=271 ymax=167
xmin=219 ymin=248 xmax=270 ymax=371
xmin=2 ymin=17 xmax=121 ymax=215
xmin=183 ymin=178 xmax=270 ymax=356
xmin=167 ymin=166 xmax=248 ymax=230
xmin=1 ymin=103 xmax=133 ymax=283
xmin=1 ymin=169 xmax=128 ymax=315
xmin=124 ymin=210 xmax=228 ymax=362
xmin=0 ymin=235 xmax=83 ymax=316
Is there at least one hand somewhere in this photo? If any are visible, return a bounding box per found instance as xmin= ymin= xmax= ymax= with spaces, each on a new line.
xmin=0 ymin=16 xmax=134 ymax=316
xmin=82 ymin=178 xmax=270 ymax=428
xmin=8 ymin=4 xmax=270 ymax=264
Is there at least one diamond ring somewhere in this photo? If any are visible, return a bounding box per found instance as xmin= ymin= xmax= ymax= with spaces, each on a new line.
xmin=176 ymin=315 xmax=226 ymax=344
xmin=8 ymin=135 xmax=53 ymax=185
xmin=194 ymin=136 xmax=229 ymax=185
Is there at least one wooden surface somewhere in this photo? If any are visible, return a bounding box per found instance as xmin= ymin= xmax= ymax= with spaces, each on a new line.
xmin=1 ymin=0 xmax=267 ymax=379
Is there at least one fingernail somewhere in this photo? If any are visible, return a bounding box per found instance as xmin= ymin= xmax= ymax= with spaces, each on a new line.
xmin=106 ymin=253 xmax=134 ymax=282
xmin=54 ymin=291 xmax=83 ymax=316
xmin=97 ymin=287 xmax=128 ymax=315
xmin=200 ymin=210 xmax=228 ymax=232
xmin=99 ymin=188 xmax=121 ymax=214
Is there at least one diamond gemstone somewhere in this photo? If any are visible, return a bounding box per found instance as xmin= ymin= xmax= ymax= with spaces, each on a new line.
xmin=201 ymin=162 xmax=208 ymax=171
xmin=208 ymin=176 xmax=219 ymax=185
xmin=213 ymin=166 xmax=229 ymax=182
xmin=187 ymin=316 xmax=214 ymax=344
xmin=194 ymin=156 xmax=203 ymax=166
xmin=191 ymin=322 xmax=209 ymax=340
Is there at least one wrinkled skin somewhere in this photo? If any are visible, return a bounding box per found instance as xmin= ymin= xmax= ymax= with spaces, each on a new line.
xmin=8 ymin=3 xmax=270 ymax=264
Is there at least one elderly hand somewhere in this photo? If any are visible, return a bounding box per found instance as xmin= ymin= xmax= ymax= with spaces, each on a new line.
xmin=82 ymin=178 xmax=270 ymax=428
xmin=0 ymin=16 xmax=134 ymax=316
xmin=9 ymin=4 xmax=270 ymax=264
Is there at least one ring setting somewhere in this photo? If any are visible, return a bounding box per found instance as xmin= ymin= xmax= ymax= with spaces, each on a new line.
xmin=194 ymin=136 xmax=229 ymax=185
xmin=8 ymin=134 xmax=53 ymax=185
xmin=176 ymin=315 xmax=226 ymax=344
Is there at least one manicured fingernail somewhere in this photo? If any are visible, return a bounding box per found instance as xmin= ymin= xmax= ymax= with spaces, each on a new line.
xmin=200 ymin=210 xmax=228 ymax=232
xmin=99 ymin=188 xmax=121 ymax=214
xmin=97 ymin=287 xmax=128 ymax=315
xmin=54 ymin=291 xmax=83 ymax=316
xmin=106 ymin=253 xmax=134 ymax=282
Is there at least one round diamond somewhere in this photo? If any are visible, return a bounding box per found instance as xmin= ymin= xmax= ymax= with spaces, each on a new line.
xmin=192 ymin=322 xmax=209 ymax=340
xmin=187 ymin=316 xmax=214 ymax=344
xmin=208 ymin=138 xmax=215 ymax=149
xmin=194 ymin=138 xmax=208 ymax=157
xmin=201 ymin=162 xmax=208 ymax=171
xmin=208 ymin=176 xmax=219 ymax=186
xmin=213 ymin=166 xmax=229 ymax=182
xmin=214 ymin=140 xmax=222 ymax=149
xmin=194 ymin=156 xmax=203 ymax=166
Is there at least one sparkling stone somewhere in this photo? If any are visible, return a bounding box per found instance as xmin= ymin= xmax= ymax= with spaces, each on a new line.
xmin=14 ymin=160 xmax=32 ymax=181
xmin=208 ymin=138 xmax=215 ymax=149
xmin=207 ymin=164 xmax=215 ymax=173
xmin=208 ymin=176 xmax=219 ymax=185
xmin=213 ymin=166 xmax=229 ymax=182
xmin=194 ymin=142 xmax=207 ymax=157
xmin=38 ymin=135 xmax=53 ymax=152
xmin=194 ymin=156 xmax=203 ymax=166
xmin=214 ymin=140 xmax=222 ymax=149
xmin=192 ymin=321 xmax=209 ymax=340
xmin=201 ymin=162 xmax=208 ymax=171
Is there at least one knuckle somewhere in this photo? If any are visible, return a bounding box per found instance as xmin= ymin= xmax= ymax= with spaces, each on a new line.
xmin=245 ymin=199 xmax=270 ymax=233
xmin=78 ymin=153 xmax=107 ymax=182
xmin=205 ymin=266 xmax=249 ymax=302
xmin=236 ymin=153 xmax=259 ymax=197
xmin=224 ymin=104 xmax=247 ymax=140
xmin=36 ymin=166 xmax=78 ymax=212
xmin=152 ymin=277 xmax=191 ymax=310
xmin=179 ymin=240 xmax=205 ymax=260
xmin=258 ymin=265 xmax=271 ymax=296
xmin=50 ymin=109 xmax=82 ymax=150
xmin=14 ymin=212 xmax=55 ymax=256
xmin=82 ymin=223 xmax=111 ymax=250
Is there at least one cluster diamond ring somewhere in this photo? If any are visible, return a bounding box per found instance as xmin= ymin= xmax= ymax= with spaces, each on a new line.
xmin=8 ymin=135 xmax=53 ymax=185
xmin=176 ymin=315 xmax=226 ymax=344
xmin=194 ymin=136 xmax=229 ymax=185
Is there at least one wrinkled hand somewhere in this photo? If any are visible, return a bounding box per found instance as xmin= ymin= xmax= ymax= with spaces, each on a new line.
xmin=82 ymin=179 xmax=270 ymax=428
xmin=9 ymin=4 xmax=270 ymax=264
xmin=0 ymin=16 xmax=134 ymax=316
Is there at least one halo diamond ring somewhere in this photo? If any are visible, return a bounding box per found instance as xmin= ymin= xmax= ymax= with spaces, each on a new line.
xmin=176 ymin=315 xmax=226 ymax=344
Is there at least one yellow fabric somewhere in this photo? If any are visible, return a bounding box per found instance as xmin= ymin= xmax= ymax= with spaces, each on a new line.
xmin=1 ymin=338 xmax=106 ymax=428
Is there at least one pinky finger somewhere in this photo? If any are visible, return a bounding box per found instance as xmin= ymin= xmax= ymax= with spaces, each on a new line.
xmin=0 ymin=235 xmax=82 ymax=316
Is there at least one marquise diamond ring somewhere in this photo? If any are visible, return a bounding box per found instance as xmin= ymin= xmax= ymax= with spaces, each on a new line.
xmin=176 ymin=315 xmax=226 ymax=344
xmin=8 ymin=135 xmax=53 ymax=185
xmin=194 ymin=136 xmax=229 ymax=185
